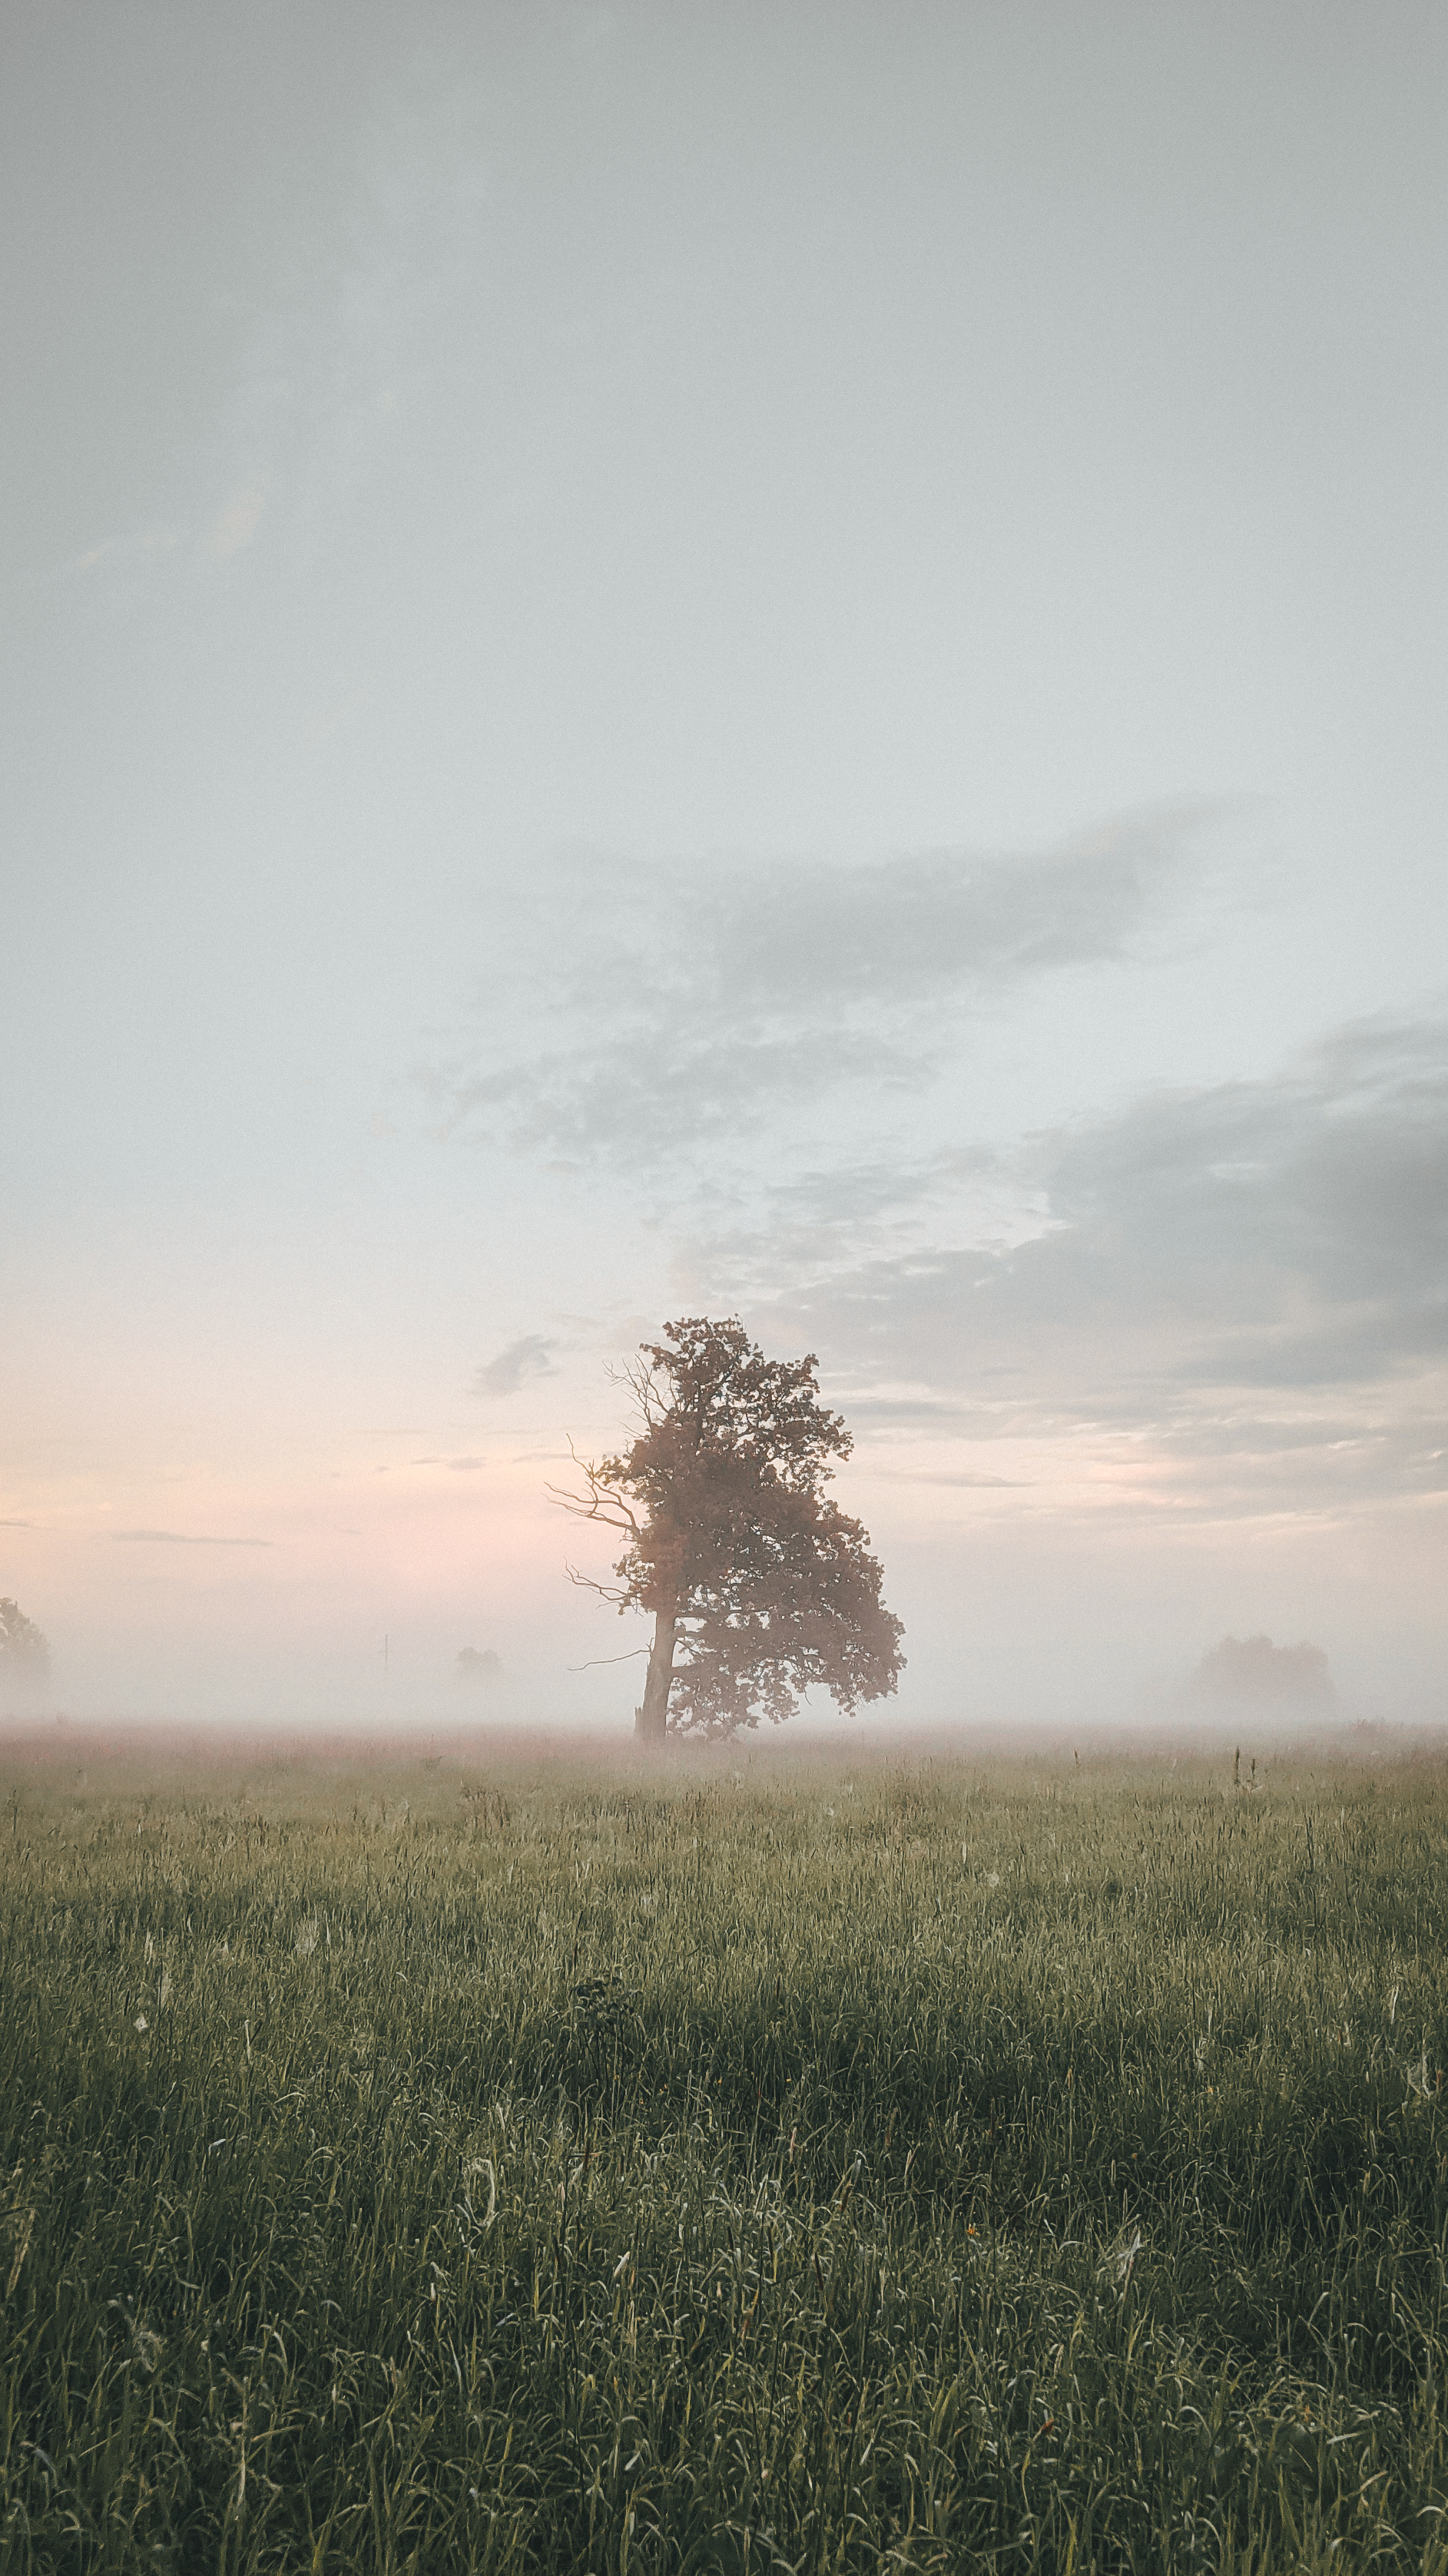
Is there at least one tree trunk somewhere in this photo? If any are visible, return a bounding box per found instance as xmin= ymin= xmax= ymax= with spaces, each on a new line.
xmin=635 ymin=1608 xmax=677 ymax=1742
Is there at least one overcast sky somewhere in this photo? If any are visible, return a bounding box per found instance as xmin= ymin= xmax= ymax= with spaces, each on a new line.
xmin=2 ymin=2 xmax=1445 ymax=1725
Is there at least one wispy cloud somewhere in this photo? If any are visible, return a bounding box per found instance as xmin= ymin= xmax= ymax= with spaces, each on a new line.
xmin=208 ymin=482 xmax=267 ymax=559
xmin=714 ymin=1009 xmax=1448 ymax=1518
xmin=429 ymin=810 xmax=1203 ymax=1169
xmin=867 ymin=1467 xmax=1032 ymax=1488
xmin=474 ymin=1334 xmax=559 ymax=1398
xmin=66 ymin=527 xmax=180 ymax=578
xmin=110 ymin=1529 xmax=273 ymax=1548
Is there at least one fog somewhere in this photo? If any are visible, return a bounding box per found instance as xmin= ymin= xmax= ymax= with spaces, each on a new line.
xmin=3 ymin=5 xmax=1445 ymax=1740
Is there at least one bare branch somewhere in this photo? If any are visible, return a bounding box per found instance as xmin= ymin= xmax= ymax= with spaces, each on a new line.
xmin=564 ymin=1560 xmax=631 ymax=1605
xmin=546 ymin=1433 xmax=642 ymax=1536
xmin=548 ymin=1482 xmax=639 ymax=1535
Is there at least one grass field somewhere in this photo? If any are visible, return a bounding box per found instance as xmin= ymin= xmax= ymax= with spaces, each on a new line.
xmin=4 ymin=1730 xmax=1448 ymax=2574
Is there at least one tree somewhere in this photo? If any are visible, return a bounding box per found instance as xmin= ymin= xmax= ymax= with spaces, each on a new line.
xmin=558 ymin=1316 xmax=903 ymax=1742
xmin=1197 ymin=1633 xmax=1334 ymax=1709
xmin=0 ymin=1598 xmax=50 ymax=1690
xmin=453 ymin=1646 xmax=502 ymax=1690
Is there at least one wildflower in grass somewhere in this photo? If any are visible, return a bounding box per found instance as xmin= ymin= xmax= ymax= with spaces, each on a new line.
xmin=986 ymin=1870 xmax=1001 ymax=1889
xmin=1111 ymin=2227 xmax=1145 ymax=2283
xmin=134 ymin=2015 xmax=147 ymax=2032
xmin=294 ymin=1918 xmax=319 ymax=1958
xmin=462 ymin=2157 xmax=498 ymax=2227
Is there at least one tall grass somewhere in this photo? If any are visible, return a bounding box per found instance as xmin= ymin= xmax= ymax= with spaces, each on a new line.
xmin=4 ymin=1739 xmax=1448 ymax=2571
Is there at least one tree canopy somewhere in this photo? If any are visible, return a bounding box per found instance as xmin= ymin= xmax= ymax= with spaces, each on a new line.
xmin=560 ymin=1316 xmax=903 ymax=1740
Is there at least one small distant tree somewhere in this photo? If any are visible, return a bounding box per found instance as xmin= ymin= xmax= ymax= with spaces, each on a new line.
xmin=453 ymin=1646 xmax=502 ymax=1690
xmin=557 ymin=1316 xmax=904 ymax=1742
xmin=0 ymin=1598 xmax=50 ymax=1690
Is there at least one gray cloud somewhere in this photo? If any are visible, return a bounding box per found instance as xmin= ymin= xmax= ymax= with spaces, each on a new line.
xmin=868 ymin=1467 xmax=1032 ymax=1488
xmin=441 ymin=1022 xmax=932 ymax=1164
xmin=432 ymin=811 xmax=1200 ymax=1167
xmin=474 ymin=1334 xmax=559 ymax=1399
xmin=110 ymin=1529 xmax=273 ymax=1548
xmin=720 ymin=1010 xmax=1448 ymax=1513
xmin=1022 ymin=1012 xmax=1448 ymax=1389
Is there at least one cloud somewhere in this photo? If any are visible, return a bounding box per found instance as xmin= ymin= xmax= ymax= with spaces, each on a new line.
xmin=714 ymin=1008 xmax=1448 ymax=1517
xmin=67 ymin=528 xmax=179 ymax=578
xmin=110 ymin=1529 xmax=273 ymax=1548
xmin=1019 ymin=1011 xmax=1448 ymax=1392
xmin=208 ymin=482 xmax=267 ymax=559
xmin=867 ymin=1467 xmax=1032 ymax=1488
xmin=474 ymin=1334 xmax=559 ymax=1398
xmin=430 ymin=809 xmax=1203 ymax=1167
xmin=670 ymin=1145 xmax=1037 ymax=1306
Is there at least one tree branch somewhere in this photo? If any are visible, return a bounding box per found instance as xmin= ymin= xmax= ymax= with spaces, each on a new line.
xmin=546 ymin=1434 xmax=642 ymax=1538
xmin=563 ymin=1561 xmax=631 ymax=1605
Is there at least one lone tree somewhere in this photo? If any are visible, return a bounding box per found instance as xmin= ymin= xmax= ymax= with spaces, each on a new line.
xmin=558 ymin=1316 xmax=903 ymax=1741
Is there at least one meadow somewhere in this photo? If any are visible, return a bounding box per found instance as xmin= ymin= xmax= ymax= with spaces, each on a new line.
xmin=3 ymin=1728 xmax=1448 ymax=2574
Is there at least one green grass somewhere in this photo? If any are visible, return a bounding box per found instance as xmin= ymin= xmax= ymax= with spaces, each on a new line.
xmin=5 ymin=1733 xmax=1448 ymax=2573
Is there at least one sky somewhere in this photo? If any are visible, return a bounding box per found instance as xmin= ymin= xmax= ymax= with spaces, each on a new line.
xmin=2 ymin=1 xmax=1446 ymax=1728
